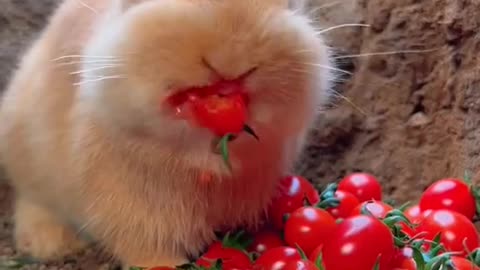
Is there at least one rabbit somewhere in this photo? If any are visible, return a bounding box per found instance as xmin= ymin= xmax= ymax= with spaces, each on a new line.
xmin=0 ymin=0 xmax=334 ymax=268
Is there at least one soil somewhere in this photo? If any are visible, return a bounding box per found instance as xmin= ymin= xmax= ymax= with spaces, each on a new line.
xmin=0 ymin=0 xmax=479 ymax=269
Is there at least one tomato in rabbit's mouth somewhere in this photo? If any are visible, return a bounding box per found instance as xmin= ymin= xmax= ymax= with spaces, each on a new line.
xmin=165 ymin=79 xmax=250 ymax=137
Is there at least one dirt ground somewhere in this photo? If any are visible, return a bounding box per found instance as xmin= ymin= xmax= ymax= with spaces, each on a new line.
xmin=1 ymin=0 xmax=480 ymax=269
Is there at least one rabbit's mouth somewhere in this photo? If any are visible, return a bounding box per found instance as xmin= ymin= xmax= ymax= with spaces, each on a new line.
xmin=165 ymin=78 xmax=249 ymax=109
xmin=164 ymin=78 xmax=250 ymax=120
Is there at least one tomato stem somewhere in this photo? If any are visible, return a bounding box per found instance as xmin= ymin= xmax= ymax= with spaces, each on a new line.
xmin=220 ymin=230 xmax=253 ymax=251
xmin=314 ymin=252 xmax=325 ymax=270
xmin=316 ymin=183 xmax=340 ymax=209
xmin=243 ymin=125 xmax=259 ymax=141
xmin=294 ymin=244 xmax=308 ymax=260
xmin=372 ymin=256 xmax=380 ymax=270
xmin=219 ymin=134 xmax=233 ymax=170
xmin=466 ymin=248 xmax=480 ymax=266
xmin=316 ymin=197 xmax=340 ymax=209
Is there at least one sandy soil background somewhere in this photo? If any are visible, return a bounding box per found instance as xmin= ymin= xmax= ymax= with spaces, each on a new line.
xmin=0 ymin=0 xmax=479 ymax=269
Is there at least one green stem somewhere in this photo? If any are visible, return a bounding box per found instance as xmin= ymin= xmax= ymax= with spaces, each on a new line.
xmin=219 ymin=134 xmax=233 ymax=170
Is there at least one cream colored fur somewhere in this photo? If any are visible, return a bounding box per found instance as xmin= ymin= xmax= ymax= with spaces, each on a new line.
xmin=0 ymin=0 xmax=333 ymax=267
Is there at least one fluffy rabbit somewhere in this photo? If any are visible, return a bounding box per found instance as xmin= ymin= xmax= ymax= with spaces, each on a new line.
xmin=0 ymin=0 xmax=334 ymax=267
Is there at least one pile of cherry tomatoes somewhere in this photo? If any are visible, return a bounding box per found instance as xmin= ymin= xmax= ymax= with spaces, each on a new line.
xmin=143 ymin=173 xmax=480 ymax=270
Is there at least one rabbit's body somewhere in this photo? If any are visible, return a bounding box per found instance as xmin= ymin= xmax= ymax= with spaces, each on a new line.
xmin=0 ymin=0 xmax=333 ymax=267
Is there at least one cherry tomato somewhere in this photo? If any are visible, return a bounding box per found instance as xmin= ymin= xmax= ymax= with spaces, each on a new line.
xmin=350 ymin=200 xmax=393 ymax=219
xmin=326 ymin=190 xmax=360 ymax=219
xmin=388 ymin=248 xmax=416 ymax=270
xmin=404 ymin=205 xmax=421 ymax=221
xmin=284 ymin=206 xmax=336 ymax=256
xmin=322 ymin=215 xmax=395 ymax=270
xmin=283 ymin=259 xmax=319 ymax=270
xmin=190 ymin=93 xmax=247 ymax=136
xmin=253 ymin=246 xmax=302 ymax=270
xmin=338 ymin=173 xmax=382 ymax=202
xmin=268 ymin=176 xmax=320 ymax=229
xmin=415 ymin=209 xmax=479 ymax=255
xmin=419 ymin=178 xmax=476 ymax=220
xmin=448 ymin=256 xmax=480 ymax=270
xmin=248 ymin=230 xmax=284 ymax=254
xmin=196 ymin=241 xmax=252 ymax=270
xmin=399 ymin=205 xmax=422 ymax=237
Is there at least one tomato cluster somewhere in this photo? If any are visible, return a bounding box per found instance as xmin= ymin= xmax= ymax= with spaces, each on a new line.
xmin=136 ymin=173 xmax=480 ymax=270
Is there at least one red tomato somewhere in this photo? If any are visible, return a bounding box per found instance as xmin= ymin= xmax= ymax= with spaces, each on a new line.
xmin=399 ymin=205 xmax=422 ymax=237
xmin=326 ymin=190 xmax=360 ymax=219
xmin=350 ymin=200 xmax=393 ymax=219
xmin=419 ymin=178 xmax=476 ymax=220
xmin=322 ymin=215 xmax=395 ymax=270
xmin=253 ymin=246 xmax=302 ymax=270
xmin=415 ymin=209 xmax=479 ymax=255
xmin=248 ymin=230 xmax=284 ymax=254
xmin=404 ymin=205 xmax=421 ymax=221
xmin=190 ymin=93 xmax=247 ymax=136
xmin=449 ymin=256 xmax=480 ymax=270
xmin=284 ymin=206 xmax=336 ymax=256
xmin=338 ymin=173 xmax=382 ymax=202
xmin=283 ymin=260 xmax=319 ymax=270
xmin=196 ymin=241 xmax=252 ymax=270
xmin=268 ymin=176 xmax=320 ymax=229
xmin=388 ymin=248 xmax=416 ymax=270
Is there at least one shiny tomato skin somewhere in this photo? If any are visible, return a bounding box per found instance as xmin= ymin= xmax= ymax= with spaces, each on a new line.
xmin=326 ymin=190 xmax=360 ymax=219
xmin=268 ymin=176 xmax=320 ymax=229
xmin=350 ymin=200 xmax=393 ymax=219
xmin=190 ymin=93 xmax=247 ymax=136
xmin=284 ymin=206 xmax=336 ymax=256
xmin=449 ymin=256 xmax=480 ymax=270
xmin=415 ymin=209 xmax=479 ymax=255
xmin=253 ymin=246 xmax=302 ymax=270
xmin=283 ymin=260 xmax=319 ymax=270
xmin=419 ymin=178 xmax=476 ymax=220
xmin=196 ymin=242 xmax=252 ymax=270
xmin=338 ymin=173 xmax=382 ymax=202
xmin=388 ymin=247 xmax=416 ymax=270
xmin=404 ymin=205 xmax=421 ymax=221
xmin=248 ymin=230 xmax=284 ymax=254
xmin=322 ymin=215 xmax=395 ymax=270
